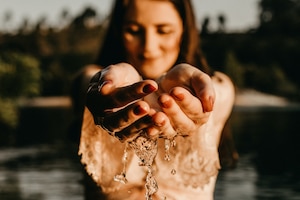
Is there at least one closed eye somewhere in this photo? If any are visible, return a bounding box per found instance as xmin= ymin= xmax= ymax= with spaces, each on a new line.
xmin=123 ymin=24 xmax=143 ymax=35
xmin=156 ymin=25 xmax=175 ymax=35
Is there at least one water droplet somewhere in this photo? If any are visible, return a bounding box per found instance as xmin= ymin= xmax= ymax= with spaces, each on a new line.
xmin=164 ymin=139 xmax=173 ymax=161
xmin=171 ymin=169 xmax=176 ymax=175
xmin=122 ymin=151 xmax=128 ymax=162
xmin=114 ymin=172 xmax=128 ymax=184
xmin=164 ymin=154 xmax=170 ymax=161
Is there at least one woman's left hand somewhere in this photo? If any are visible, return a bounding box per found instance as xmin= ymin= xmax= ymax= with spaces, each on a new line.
xmin=146 ymin=63 xmax=216 ymax=139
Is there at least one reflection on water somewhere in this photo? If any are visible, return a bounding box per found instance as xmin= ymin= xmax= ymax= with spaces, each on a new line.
xmin=215 ymin=108 xmax=300 ymax=200
xmin=0 ymin=144 xmax=84 ymax=200
xmin=216 ymin=155 xmax=257 ymax=200
xmin=1 ymin=108 xmax=300 ymax=200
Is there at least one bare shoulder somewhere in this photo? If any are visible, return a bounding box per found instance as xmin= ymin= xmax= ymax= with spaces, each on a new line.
xmin=212 ymin=71 xmax=234 ymax=89
xmin=211 ymin=71 xmax=235 ymax=121
xmin=82 ymin=64 xmax=102 ymax=77
xmin=212 ymin=71 xmax=235 ymax=101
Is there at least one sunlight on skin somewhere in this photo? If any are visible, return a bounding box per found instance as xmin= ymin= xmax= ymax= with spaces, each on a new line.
xmin=79 ymin=0 xmax=235 ymax=199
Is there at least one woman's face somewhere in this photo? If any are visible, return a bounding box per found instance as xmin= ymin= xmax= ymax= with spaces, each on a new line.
xmin=122 ymin=0 xmax=183 ymax=79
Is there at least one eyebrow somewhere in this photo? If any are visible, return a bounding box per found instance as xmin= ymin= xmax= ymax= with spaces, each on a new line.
xmin=123 ymin=20 xmax=174 ymax=27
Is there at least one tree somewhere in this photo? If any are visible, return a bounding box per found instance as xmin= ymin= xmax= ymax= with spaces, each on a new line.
xmin=59 ymin=8 xmax=71 ymax=29
xmin=254 ymin=0 xmax=300 ymax=91
xmin=71 ymin=7 xmax=97 ymax=29
xmin=257 ymin=0 xmax=300 ymax=35
xmin=2 ymin=10 xmax=13 ymax=32
xmin=217 ymin=14 xmax=226 ymax=33
xmin=0 ymin=52 xmax=40 ymax=129
xmin=200 ymin=16 xmax=210 ymax=36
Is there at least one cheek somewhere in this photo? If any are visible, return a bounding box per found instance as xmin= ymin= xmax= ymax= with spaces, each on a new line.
xmin=163 ymin=36 xmax=181 ymax=56
xmin=123 ymin=35 xmax=140 ymax=56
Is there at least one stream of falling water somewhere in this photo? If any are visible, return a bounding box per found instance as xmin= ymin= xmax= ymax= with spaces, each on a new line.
xmin=128 ymin=135 xmax=158 ymax=200
xmin=113 ymin=134 xmax=176 ymax=200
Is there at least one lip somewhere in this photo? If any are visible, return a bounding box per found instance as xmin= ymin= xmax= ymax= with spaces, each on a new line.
xmin=139 ymin=54 xmax=155 ymax=58
xmin=138 ymin=54 xmax=160 ymax=62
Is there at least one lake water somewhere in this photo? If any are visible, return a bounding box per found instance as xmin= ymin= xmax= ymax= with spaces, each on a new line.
xmin=0 ymin=107 xmax=300 ymax=200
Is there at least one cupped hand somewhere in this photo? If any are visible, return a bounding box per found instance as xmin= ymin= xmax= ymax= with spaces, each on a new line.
xmin=146 ymin=63 xmax=216 ymax=139
xmin=86 ymin=63 xmax=158 ymax=141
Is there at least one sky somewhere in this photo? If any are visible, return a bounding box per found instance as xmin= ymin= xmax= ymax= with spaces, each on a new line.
xmin=0 ymin=0 xmax=260 ymax=32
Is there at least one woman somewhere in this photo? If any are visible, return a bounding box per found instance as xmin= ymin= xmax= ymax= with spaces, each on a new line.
xmin=77 ymin=0 xmax=235 ymax=199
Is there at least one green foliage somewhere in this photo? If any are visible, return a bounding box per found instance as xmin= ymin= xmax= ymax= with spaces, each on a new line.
xmin=0 ymin=98 xmax=18 ymax=128
xmin=243 ymin=64 xmax=298 ymax=97
xmin=0 ymin=52 xmax=41 ymax=129
xmin=0 ymin=2 xmax=299 ymax=101
xmin=258 ymin=0 xmax=300 ymax=35
xmin=223 ymin=51 xmax=298 ymax=97
xmin=0 ymin=52 xmax=41 ymax=97
xmin=224 ymin=51 xmax=245 ymax=88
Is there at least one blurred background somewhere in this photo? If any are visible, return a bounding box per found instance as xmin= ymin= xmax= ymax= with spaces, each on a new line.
xmin=0 ymin=0 xmax=300 ymax=199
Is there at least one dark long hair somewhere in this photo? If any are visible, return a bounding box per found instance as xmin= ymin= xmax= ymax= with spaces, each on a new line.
xmin=95 ymin=0 xmax=212 ymax=75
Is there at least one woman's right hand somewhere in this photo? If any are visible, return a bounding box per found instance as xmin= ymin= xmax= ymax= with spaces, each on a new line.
xmin=145 ymin=63 xmax=216 ymax=139
xmin=86 ymin=63 xmax=158 ymax=142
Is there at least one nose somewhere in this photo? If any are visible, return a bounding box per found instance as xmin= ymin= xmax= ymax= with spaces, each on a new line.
xmin=143 ymin=30 xmax=159 ymax=58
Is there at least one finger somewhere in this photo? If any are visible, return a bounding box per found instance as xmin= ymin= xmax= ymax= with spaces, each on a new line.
xmin=102 ymin=101 xmax=151 ymax=133
xmin=170 ymin=87 xmax=210 ymax=125
xmin=191 ymin=72 xmax=215 ymax=113
xmin=115 ymin=115 xmax=154 ymax=142
xmin=100 ymin=63 xmax=141 ymax=88
xmin=147 ymin=112 xmax=178 ymax=139
xmin=158 ymin=94 xmax=195 ymax=135
xmin=115 ymin=108 xmax=157 ymax=141
xmin=100 ymin=80 xmax=158 ymax=110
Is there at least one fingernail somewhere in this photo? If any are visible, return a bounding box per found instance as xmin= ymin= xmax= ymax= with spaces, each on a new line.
xmin=173 ymin=92 xmax=184 ymax=101
xmin=143 ymin=84 xmax=156 ymax=94
xmin=155 ymin=119 xmax=165 ymax=127
xmin=204 ymin=96 xmax=214 ymax=113
xmin=133 ymin=105 xmax=146 ymax=115
xmin=159 ymin=98 xmax=172 ymax=108
xmin=209 ymin=96 xmax=214 ymax=111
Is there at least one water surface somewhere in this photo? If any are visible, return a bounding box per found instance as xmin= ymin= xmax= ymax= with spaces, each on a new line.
xmin=1 ymin=108 xmax=300 ymax=200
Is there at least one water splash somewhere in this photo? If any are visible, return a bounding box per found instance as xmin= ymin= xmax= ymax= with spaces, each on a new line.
xmin=113 ymin=134 xmax=158 ymax=199
xmin=164 ymin=138 xmax=176 ymax=161
xmin=164 ymin=138 xmax=177 ymax=176
xmin=145 ymin=166 xmax=158 ymax=200
xmin=129 ymin=135 xmax=158 ymax=167
xmin=114 ymin=135 xmax=178 ymax=199
xmin=129 ymin=135 xmax=158 ymax=199
xmin=113 ymin=143 xmax=129 ymax=184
